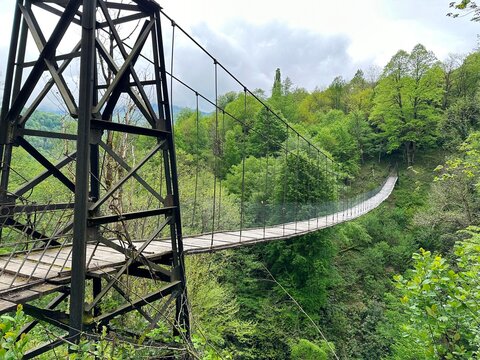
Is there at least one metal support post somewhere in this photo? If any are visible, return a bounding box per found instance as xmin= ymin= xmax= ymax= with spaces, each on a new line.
xmin=69 ymin=0 xmax=96 ymax=343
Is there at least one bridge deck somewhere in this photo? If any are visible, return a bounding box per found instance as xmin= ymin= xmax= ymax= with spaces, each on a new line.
xmin=0 ymin=176 xmax=397 ymax=313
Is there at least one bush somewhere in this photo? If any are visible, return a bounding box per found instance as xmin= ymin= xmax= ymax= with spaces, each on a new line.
xmin=290 ymin=339 xmax=332 ymax=360
xmin=0 ymin=305 xmax=28 ymax=360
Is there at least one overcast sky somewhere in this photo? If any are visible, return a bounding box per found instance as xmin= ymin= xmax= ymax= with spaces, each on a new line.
xmin=0 ymin=0 xmax=478 ymax=108
xmin=160 ymin=0 xmax=478 ymax=90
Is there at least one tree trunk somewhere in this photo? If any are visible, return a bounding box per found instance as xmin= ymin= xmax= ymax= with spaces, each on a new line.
xmin=405 ymin=141 xmax=415 ymax=166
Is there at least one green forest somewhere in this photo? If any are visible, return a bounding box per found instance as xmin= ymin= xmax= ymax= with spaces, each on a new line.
xmin=172 ymin=44 xmax=480 ymax=359
xmin=2 ymin=6 xmax=480 ymax=360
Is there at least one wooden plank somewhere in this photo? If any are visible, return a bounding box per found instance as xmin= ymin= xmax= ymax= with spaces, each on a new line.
xmin=87 ymin=267 xmax=118 ymax=277
xmin=0 ymin=274 xmax=30 ymax=294
xmin=143 ymin=244 xmax=172 ymax=258
xmin=2 ymin=289 xmax=39 ymax=303
xmin=188 ymin=234 xmax=229 ymax=242
xmin=182 ymin=244 xmax=201 ymax=251
xmin=0 ymin=258 xmax=62 ymax=279
xmin=237 ymin=229 xmax=265 ymax=237
xmin=183 ymin=235 xmax=234 ymax=246
xmin=93 ymin=243 xmax=170 ymax=261
xmin=0 ymin=283 xmax=64 ymax=315
xmin=0 ymin=273 xmax=28 ymax=286
xmin=87 ymin=259 xmax=116 ymax=270
xmin=182 ymin=238 xmax=213 ymax=248
xmin=262 ymin=227 xmax=286 ymax=235
xmin=211 ymin=236 xmax=240 ymax=244
xmin=0 ymin=283 xmax=13 ymax=292
xmin=86 ymin=245 xmax=171 ymax=271
xmin=28 ymin=246 xmax=74 ymax=265
xmin=142 ymin=241 xmax=172 ymax=253
xmin=24 ymin=251 xmax=73 ymax=268
xmin=93 ymin=240 xmax=171 ymax=258
xmin=89 ymin=247 xmax=127 ymax=261
xmin=0 ymin=299 xmax=17 ymax=313
xmin=31 ymin=283 xmax=63 ymax=294
xmin=215 ymin=232 xmax=257 ymax=241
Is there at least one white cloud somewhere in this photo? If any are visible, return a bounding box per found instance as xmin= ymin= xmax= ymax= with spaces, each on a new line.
xmin=158 ymin=0 xmax=478 ymax=94
xmin=0 ymin=0 xmax=477 ymax=108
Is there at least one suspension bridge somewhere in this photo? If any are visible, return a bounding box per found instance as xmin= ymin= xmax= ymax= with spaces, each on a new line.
xmin=0 ymin=1 xmax=397 ymax=357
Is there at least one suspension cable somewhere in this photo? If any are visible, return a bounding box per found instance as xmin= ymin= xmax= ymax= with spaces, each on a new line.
xmin=282 ymin=124 xmax=288 ymax=236
xmin=211 ymin=60 xmax=219 ymax=248
xmin=239 ymin=89 xmax=247 ymax=242
xmin=217 ymin=109 xmax=226 ymax=232
xmin=263 ymin=113 xmax=269 ymax=236
xmin=295 ymin=133 xmax=299 ymax=233
xmin=169 ymin=21 xmax=175 ymax=135
xmin=191 ymin=93 xmax=200 ymax=229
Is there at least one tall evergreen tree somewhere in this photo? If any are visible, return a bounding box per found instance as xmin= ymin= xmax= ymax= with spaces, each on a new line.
xmin=272 ymin=68 xmax=283 ymax=99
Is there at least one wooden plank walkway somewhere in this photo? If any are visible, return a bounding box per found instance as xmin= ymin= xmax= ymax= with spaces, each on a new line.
xmin=0 ymin=175 xmax=397 ymax=313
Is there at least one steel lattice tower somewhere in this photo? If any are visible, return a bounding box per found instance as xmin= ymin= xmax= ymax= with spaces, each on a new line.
xmin=0 ymin=0 xmax=189 ymax=356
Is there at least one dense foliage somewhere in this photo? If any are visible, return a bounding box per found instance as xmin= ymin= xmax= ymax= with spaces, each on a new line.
xmin=173 ymin=44 xmax=480 ymax=359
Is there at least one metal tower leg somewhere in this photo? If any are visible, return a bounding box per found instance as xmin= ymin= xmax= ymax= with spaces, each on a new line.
xmin=69 ymin=0 xmax=96 ymax=343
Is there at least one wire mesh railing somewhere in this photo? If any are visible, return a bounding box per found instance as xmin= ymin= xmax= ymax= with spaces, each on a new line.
xmin=180 ymin=173 xmax=397 ymax=248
